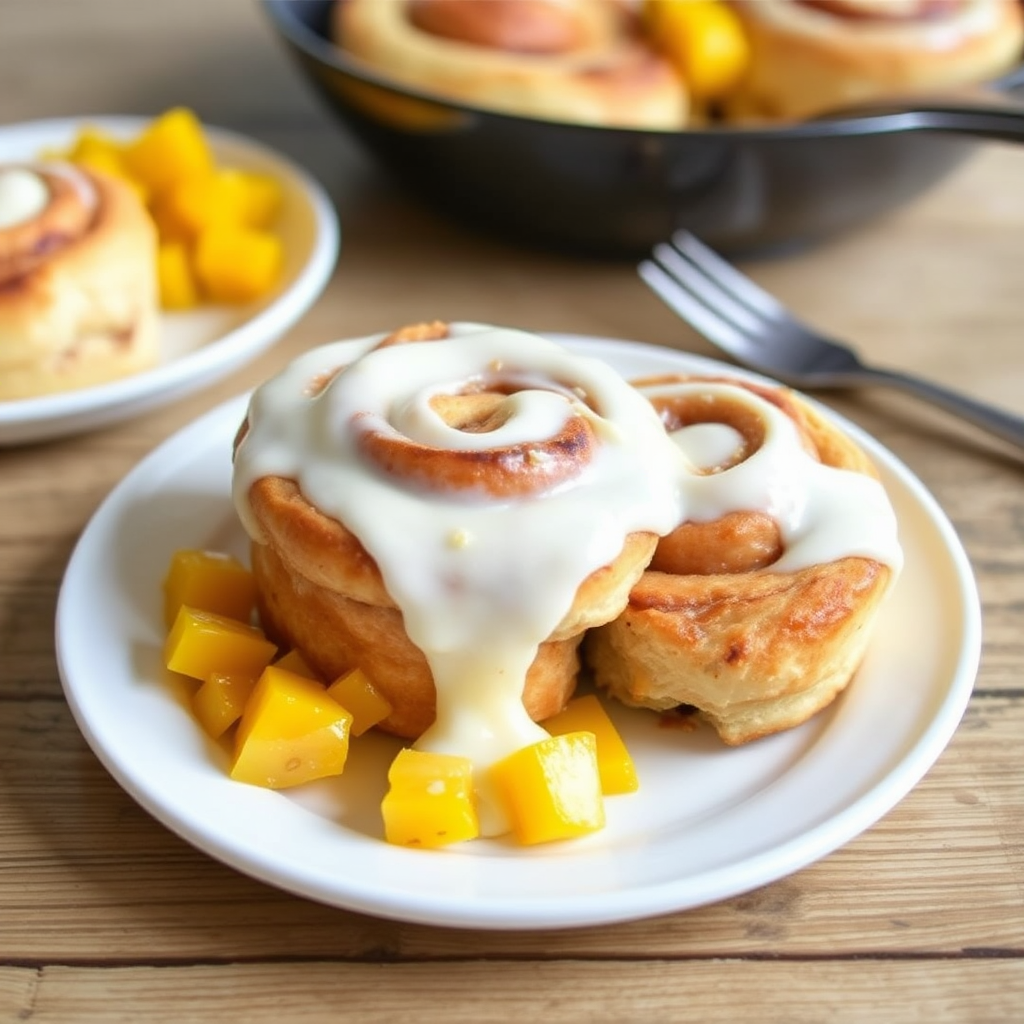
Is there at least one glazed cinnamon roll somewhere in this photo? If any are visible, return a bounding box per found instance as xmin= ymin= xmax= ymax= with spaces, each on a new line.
xmin=0 ymin=162 xmax=159 ymax=400
xmin=331 ymin=0 xmax=689 ymax=128
xmin=584 ymin=375 xmax=903 ymax=746
xmin=726 ymin=0 xmax=1024 ymax=121
xmin=231 ymin=323 xmax=683 ymax=776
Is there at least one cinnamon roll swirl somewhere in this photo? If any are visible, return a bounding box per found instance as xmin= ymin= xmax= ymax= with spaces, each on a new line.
xmin=726 ymin=0 xmax=1024 ymax=121
xmin=331 ymin=0 xmax=689 ymax=128
xmin=232 ymin=324 xmax=683 ymax=784
xmin=584 ymin=375 xmax=903 ymax=746
xmin=0 ymin=162 xmax=159 ymax=400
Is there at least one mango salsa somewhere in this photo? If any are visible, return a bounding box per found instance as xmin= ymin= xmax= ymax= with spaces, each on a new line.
xmin=326 ymin=667 xmax=392 ymax=737
xmin=381 ymin=748 xmax=479 ymax=848
xmin=489 ymin=732 xmax=605 ymax=846
xmin=192 ymin=672 xmax=256 ymax=739
xmin=164 ymin=606 xmax=276 ymax=681
xmin=543 ymin=694 xmax=638 ymax=796
xmin=163 ymin=549 xmax=258 ymax=627
xmin=230 ymin=666 xmax=353 ymax=789
xmin=51 ymin=108 xmax=285 ymax=310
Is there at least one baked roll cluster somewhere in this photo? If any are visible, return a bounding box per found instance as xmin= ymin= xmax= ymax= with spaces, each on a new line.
xmin=232 ymin=323 xmax=902 ymax=774
xmin=0 ymin=162 xmax=159 ymax=401
xmin=331 ymin=0 xmax=689 ymax=128
xmin=329 ymin=0 xmax=1023 ymax=127
xmin=727 ymin=0 xmax=1024 ymax=121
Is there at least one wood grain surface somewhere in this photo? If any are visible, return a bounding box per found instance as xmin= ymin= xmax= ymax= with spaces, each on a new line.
xmin=1 ymin=1 xmax=1022 ymax=1021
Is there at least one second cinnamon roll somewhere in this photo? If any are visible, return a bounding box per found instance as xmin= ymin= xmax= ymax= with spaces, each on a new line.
xmin=331 ymin=0 xmax=689 ymax=128
xmin=0 ymin=162 xmax=159 ymax=400
xmin=726 ymin=0 xmax=1024 ymax=122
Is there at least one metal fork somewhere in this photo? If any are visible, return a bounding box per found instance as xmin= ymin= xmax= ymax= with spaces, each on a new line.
xmin=639 ymin=231 xmax=1024 ymax=451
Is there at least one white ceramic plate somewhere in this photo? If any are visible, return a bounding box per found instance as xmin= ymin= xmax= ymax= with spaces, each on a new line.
xmin=55 ymin=336 xmax=981 ymax=930
xmin=0 ymin=116 xmax=339 ymax=445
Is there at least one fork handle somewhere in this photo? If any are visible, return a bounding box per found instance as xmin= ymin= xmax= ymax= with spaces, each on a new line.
xmin=859 ymin=367 xmax=1024 ymax=451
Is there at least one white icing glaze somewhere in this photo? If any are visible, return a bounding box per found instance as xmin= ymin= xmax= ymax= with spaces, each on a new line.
xmin=232 ymin=327 xmax=903 ymax=833
xmin=640 ymin=379 xmax=903 ymax=574
xmin=0 ymin=168 xmax=48 ymax=229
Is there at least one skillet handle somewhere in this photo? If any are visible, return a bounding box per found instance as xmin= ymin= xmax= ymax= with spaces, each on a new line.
xmin=823 ymin=90 xmax=1024 ymax=144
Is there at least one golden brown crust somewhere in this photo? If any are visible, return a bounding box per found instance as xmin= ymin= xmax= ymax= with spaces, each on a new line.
xmin=726 ymin=0 xmax=1024 ymax=122
xmin=331 ymin=0 xmax=689 ymax=128
xmin=0 ymin=164 xmax=159 ymax=400
xmin=585 ymin=374 xmax=894 ymax=745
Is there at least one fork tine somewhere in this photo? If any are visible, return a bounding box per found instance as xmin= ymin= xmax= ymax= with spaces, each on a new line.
xmin=638 ymin=257 xmax=755 ymax=359
xmin=670 ymin=230 xmax=792 ymax=324
xmin=649 ymin=241 xmax=769 ymax=339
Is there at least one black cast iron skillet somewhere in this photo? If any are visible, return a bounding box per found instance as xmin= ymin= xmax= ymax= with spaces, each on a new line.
xmin=263 ymin=0 xmax=1024 ymax=257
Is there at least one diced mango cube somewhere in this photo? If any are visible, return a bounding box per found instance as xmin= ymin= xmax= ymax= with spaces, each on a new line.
xmin=236 ymin=170 xmax=284 ymax=228
xmin=326 ymin=667 xmax=392 ymax=737
xmin=381 ymin=748 xmax=479 ymax=848
xmin=123 ymin=106 xmax=213 ymax=195
xmin=153 ymin=169 xmax=249 ymax=240
xmin=543 ymin=694 xmax=638 ymax=796
xmin=230 ymin=666 xmax=352 ymax=789
xmin=489 ymin=732 xmax=605 ymax=846
xmin=194 ymin=224 xmax=282 ymax=304
xmin=164 ymin=606 xmax=276 ymax=681
xmin=156 ymin=242 xmax=201 ymax=310
xmin=163 ymin=549 xmax=258 ymax=627
xmin=645 ymin=0 xmax=750 ymax=100
xmin=273 ymin=648 xmax=319 ymax=680
xmin=192 ymin=672 xmax=256 ymax=739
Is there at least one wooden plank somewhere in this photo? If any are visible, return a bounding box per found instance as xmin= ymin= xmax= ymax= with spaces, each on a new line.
xmin=3 ymin=960 xmax=1024 ymax=1024
xmin=1 ymin=696 xmax=1020 ymax=960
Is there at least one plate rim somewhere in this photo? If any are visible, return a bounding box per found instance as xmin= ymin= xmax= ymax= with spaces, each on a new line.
xmin=55 ymin=333 xmax=982 ymax=930
xmin=0 ymin=115 xmax=340 ymax=443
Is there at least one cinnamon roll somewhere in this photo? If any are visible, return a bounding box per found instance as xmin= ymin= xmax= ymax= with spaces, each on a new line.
xmin=584 ymin=375 xmax=903 ymax=746
xmin=232 ymin=323 xmax=684 ymax=831
xmin=331 ymin=0 xmax=689 ymax=128
xmin=0 ymin=162 xmax=159 ymax=401
xmin=725 ymin=0 xmax=1024 ymax=121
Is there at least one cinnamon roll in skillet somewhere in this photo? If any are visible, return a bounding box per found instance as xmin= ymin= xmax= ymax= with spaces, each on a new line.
xmin=0 ymin=162 xmax=159 ymax=401
xmin=331 ymin=0 xmax=689 ymax=128
xmin=584 ymin=374 xmax=903 ymax=746
xmin=726 ymin=0 xmax=1024 ymax=122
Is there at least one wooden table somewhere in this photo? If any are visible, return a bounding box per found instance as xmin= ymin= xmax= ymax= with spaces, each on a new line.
xmin=2 ymin=2 xmax=1022 ymax=1020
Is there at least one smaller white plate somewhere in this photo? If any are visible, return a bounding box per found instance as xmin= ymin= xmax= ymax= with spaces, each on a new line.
xmin=55 ymin=336 xmax=982 ymax=931
xmin=0 ymin=117 xmax=339 ymax=445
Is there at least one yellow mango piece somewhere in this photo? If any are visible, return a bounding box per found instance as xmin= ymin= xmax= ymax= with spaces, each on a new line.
xmin=645 ymin=0 xmax=750 ymax=100
xmin=236 ymin=170 xmax=284 ymax=228
xmin=544 ymin=695 xmax=639 ymax=796
xmin=273 ymin=648 xmax=319 ymax=680
xmin=155 ymin=169 xmax=252 ymax=240
xmin=123 ymin=107 xmax=213 ymax=195
xmin=156 ymin=242 xmax=201 ymax=311
xmin=194 ymin=224 xmax=282 ymax=304
xmin=489 ymin=732 xmax=605 ymax=846
xmin=164 ymin=606 xmax=276 ymax=682
xmin=163 ymin=549 xmax=257 ymax=627
xmin=66 ymin=127 xmax=127 ymax=164
xmin=326 ymin=667 xmax=392 ymax=737
xmin=192 ymin=672 xmax=256 ymax=739
xmin=381 ymin=748 xmax=479 ymax=848
xmin=230 ymin=666 xmax=352 ymax=789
